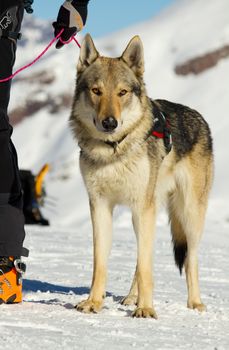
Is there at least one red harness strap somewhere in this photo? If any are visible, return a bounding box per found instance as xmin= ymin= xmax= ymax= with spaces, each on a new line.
xmin=152 ymin=130 xmax=164 ymax=138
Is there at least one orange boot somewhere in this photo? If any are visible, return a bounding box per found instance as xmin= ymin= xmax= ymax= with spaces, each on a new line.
xmin=0 ymin=257 xmax=26 ymax=304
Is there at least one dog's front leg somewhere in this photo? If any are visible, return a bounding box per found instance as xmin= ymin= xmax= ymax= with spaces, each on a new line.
xmin=76 ymin=197 xmax=113 ymax=313
xmin=131 ymin=203 xmax=158 ymax=319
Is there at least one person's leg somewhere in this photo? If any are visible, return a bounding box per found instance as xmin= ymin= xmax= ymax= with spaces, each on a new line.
xmin=0 ymin=0 xmax=28 ymax=257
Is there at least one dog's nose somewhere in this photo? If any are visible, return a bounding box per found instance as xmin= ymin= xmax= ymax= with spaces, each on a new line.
xmin=102 ymin=117 xmax=118 ymax=131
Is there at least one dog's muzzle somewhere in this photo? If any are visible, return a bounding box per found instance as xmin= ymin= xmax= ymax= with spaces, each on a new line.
xmin=101 ymin=117 xmax=118 ymax=132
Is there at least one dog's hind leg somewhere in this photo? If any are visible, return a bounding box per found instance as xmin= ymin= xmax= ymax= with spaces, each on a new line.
xmin=185 ymin=205 xmax=207 ymax=312
xmin=121 ymin=265 xmax=138 ymax=306
xmin=169 ymin=155 xmax=212 ymax=312
xmin=76 ymin=197 xmax=113 ymax=313
xmin=121 ymin=213 xmax=139 ymax=306
xmin=169 ymin=190 xmax=207 ymax=311
xmin=131 ymin=203 xmax=157 ymax=319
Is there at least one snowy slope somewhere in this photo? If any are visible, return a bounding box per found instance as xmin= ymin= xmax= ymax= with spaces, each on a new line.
xmin=10 ymin=0 xmax=229 ymax=225
xmin=2 ymin=1 xmax=229 ymax=348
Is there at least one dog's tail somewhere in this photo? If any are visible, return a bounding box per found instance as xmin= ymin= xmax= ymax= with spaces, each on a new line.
xmin=172 ymin=238 xmax=187 ymax=275
xmin=169 ymin=207 xmax=188 ymax=274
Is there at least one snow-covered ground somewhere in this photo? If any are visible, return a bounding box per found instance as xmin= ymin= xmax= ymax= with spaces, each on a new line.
xmin=1 ymin=0 xmax=229 ymax=348
xmin=1 ymin=217 xmax=229 ymax=349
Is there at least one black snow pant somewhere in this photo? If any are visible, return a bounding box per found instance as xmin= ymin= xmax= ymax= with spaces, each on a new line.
xmin=0 ymin=0 xmax=28 ymax=257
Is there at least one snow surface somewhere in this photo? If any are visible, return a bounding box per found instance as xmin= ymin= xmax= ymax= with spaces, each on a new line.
xmin=1 ymin=218 xmax=229 ymax=350
xmin=1 ymin=0 xmax=229 ymax=348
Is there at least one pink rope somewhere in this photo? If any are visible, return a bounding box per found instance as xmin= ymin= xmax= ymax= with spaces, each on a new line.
xmin=0 ymin=28 xmax=81 ymax=83
xmin=59 ymin=35 xmax=81 ymax=48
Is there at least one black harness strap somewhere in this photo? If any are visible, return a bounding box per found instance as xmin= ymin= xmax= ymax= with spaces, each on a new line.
xmin=150 ymin=100 xmax=172 ymax=153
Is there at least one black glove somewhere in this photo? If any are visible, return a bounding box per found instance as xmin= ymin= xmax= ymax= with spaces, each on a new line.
xmin=53 ymin=0 xmax=89 ymax=49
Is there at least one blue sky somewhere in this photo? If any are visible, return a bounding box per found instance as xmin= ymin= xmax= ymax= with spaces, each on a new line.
xmin=33 ymin=0 xmax=176 ymax=38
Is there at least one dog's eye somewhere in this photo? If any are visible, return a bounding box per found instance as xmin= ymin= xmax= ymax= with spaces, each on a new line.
xmin=92 ymin=88 xmax=102 ymax=96
xmin=118 ymin=89 xmax=128 ymax=97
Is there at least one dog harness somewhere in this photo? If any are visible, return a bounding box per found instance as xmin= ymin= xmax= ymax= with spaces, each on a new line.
xmin=150 ymin=101 xmax=172 ymax=153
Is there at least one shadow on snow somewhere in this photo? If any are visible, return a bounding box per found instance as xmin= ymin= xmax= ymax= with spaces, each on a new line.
xmin=23 ymin=279 xmax=121 ymax=307
xmin=23 ymin=279 xmax=90 ymax=295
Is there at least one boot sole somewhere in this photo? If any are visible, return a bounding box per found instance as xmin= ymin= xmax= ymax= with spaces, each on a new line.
xmin=0 ymin=294 xmax=18 ymax=304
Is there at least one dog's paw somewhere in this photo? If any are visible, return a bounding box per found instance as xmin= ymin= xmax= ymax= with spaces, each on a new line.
xmin=132 ymin=307 xmax=158 ymax=319
xmin=75 ymin=299 xmax=103 ymax=314
xmin=188 ymin=301 xmax=206 ymax=312
xmin=121 ymin=295 xmax=138 ymax=306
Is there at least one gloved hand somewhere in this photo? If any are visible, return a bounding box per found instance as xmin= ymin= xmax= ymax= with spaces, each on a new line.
xmin=53 ymin=0 xmax=89 ymax=49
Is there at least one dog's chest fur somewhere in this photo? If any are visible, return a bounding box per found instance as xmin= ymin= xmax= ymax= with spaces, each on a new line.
xmin=80 ymin=150 xmax=152 ymax=205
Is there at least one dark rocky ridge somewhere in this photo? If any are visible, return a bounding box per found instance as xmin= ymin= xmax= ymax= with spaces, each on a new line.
xmin=175 ymin=44 xmax=229 ymax=75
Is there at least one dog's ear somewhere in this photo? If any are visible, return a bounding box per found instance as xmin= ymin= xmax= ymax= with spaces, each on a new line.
xmin=121 ymin=36 xmax=144 ymax=76
xmin=77 ymin=34 xmax=99 ymax=73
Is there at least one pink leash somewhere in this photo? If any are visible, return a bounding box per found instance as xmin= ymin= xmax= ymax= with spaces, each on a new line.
xmin=0 ymin=28 xmax=81 ymax=83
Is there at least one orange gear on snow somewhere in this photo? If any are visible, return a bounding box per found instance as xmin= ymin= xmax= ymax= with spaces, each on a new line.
xmin=35 ymin=163 xmax=50 ymax=199
xmin=0 ymin=257 xmax=23 ymax=304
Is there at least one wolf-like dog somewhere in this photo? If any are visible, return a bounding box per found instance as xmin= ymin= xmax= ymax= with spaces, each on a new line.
xmin=70 ymin=34 xmax=214 ymax=318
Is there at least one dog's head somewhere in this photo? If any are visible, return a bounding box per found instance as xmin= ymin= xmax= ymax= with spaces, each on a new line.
xmin=73 ymin=34 xmax=147 ymax=137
